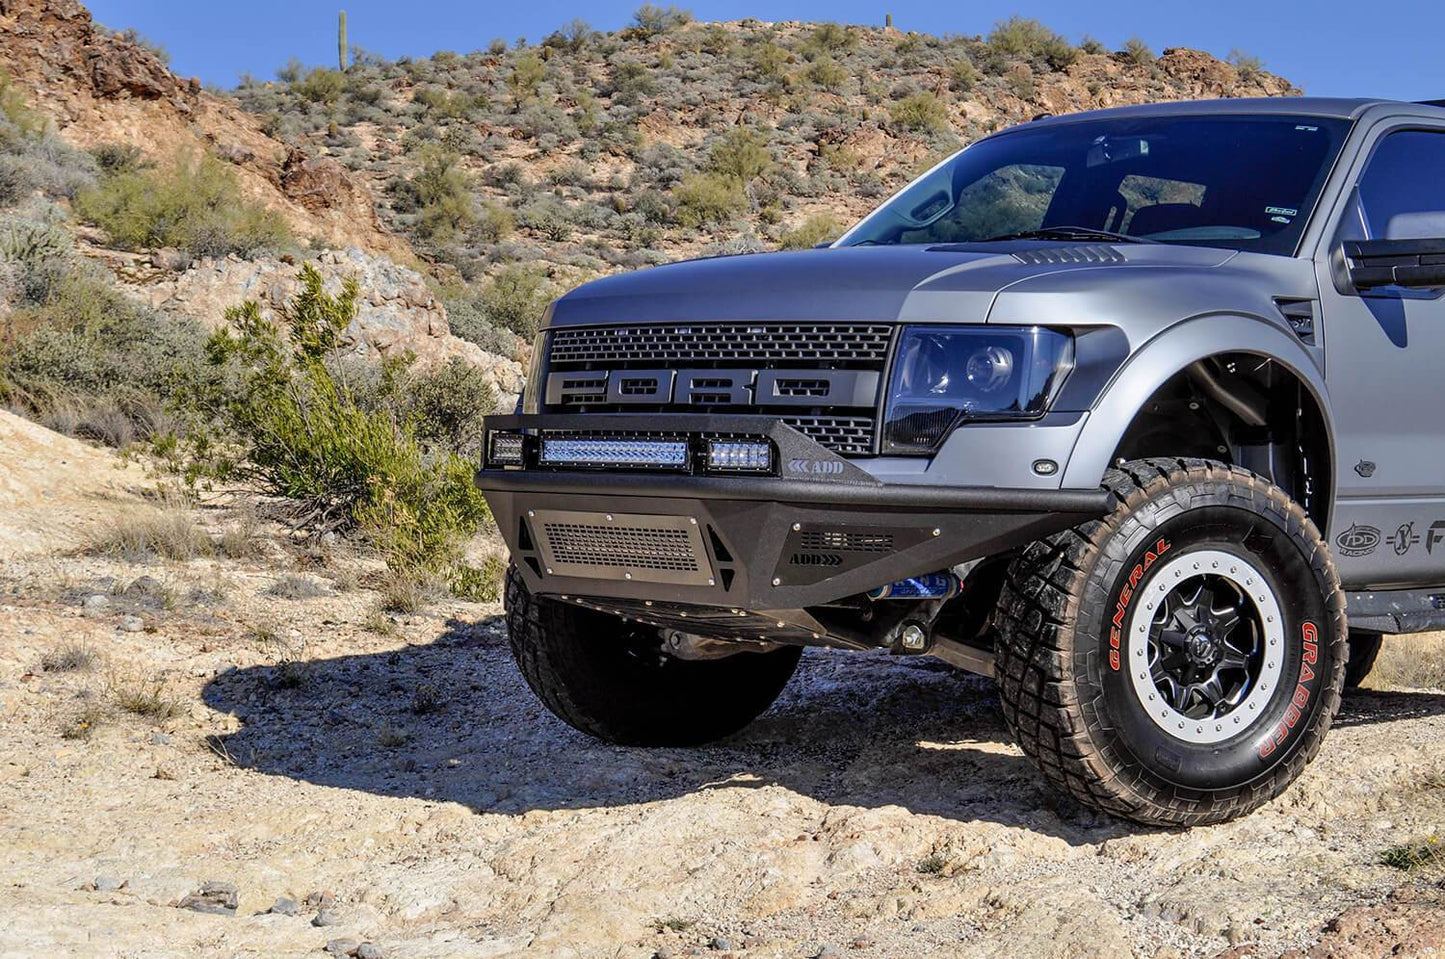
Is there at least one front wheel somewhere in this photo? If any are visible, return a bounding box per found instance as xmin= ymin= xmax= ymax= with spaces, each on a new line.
xmin=505 ymin=568 xmax=803 ymax=746
xmin=996 ymin=458 xmax=1347 ymax=827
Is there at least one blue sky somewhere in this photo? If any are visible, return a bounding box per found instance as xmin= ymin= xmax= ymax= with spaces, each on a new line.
xmin=87 ymin=0 xmax=1443 ymax=101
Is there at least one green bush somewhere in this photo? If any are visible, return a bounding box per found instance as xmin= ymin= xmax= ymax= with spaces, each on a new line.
xmin=805 ymin=58 xmax=849 ymax=92
xmin=196 ymin=265 xmax=490 ymax=580
xmin=1 ymin=250 xmax=210 ymax=447
xmin=779 ymin=213 xmax=843 ymax=250
xmin=984 ymin=17 xmax=1078 ymax=73
xmin=295 ymin=67 xmax=346 ymax=105
xmin=1122 ymin=37 xmax=1154 ymax=65
xmin=708 ymin=127 xmax=773 ymax=184
xmin=404 ymin=356 xmax=497 ymax=454
xmin=674 ymin=172 xmax=746 ymax=227
xmin=75 ymin=150 xmax=290 ymax=258
xmin=409 ymin=146 xmax=475 ymax=241
xmin=482 ymin=264 xmax=551 ymax=338
xmin=889 ymin=92 xmax=949 ymax=134
xmin=630 ymin=4 xmax=692 ymax=39
xmin=801 ymin=23 xmax=858 ymax=59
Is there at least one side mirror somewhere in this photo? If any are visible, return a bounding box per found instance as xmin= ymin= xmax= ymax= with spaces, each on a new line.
xmin=1344 ymin=238 xmax=1445 ymax=290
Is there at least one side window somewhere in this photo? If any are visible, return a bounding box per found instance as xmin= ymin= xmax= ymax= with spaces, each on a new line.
xmin=1357 ymin=130 xmax=1445 ymax=240
xmin=902 ymin=164 xmax=1064 ymax=243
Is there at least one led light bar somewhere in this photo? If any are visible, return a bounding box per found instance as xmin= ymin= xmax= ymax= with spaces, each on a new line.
xmin=488 ymin=431 xmax=526 ymax=467
xmin=539 ymin=437 xmax=689 ymax=469
xmin=706 ymin=439 xmax=772 ymax=472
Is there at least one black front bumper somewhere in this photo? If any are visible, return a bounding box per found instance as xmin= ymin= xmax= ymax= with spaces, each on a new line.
xmin=477 ymin=414 xmax=1112 ymax=615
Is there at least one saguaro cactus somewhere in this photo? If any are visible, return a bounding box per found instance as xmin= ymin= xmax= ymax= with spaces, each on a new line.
xmin=338 ymin=10 xmax=349 ymax=71
xmin=885 ymin=12 xmax=893 ymax=28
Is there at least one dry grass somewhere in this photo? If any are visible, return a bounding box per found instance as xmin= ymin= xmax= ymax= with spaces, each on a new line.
xmin=378 ymin=568 xmax=441 ymax=614
xmin=40 ymin=641 xmax=99 ymax=673
xmin=215 ymin=507 xmax=267 ymax=560
xmin=107 ymin=671 xmax=180 ymax=722
xmin=1382 ymin=835 xmax=1445 ymax=872
xmin=1364 ymin=633 xmax=1445 ymax=691
xmin=266 ymin=574 xmax=330 ymax=600
xmin=58 ymin=698 xmax=109 ymax=741
xmin=90 ymin=508 xmax=212 ymax=562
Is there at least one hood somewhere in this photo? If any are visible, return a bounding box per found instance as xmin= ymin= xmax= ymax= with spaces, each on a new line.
xmin=545 ymin=243 xmax=1242 ymax=328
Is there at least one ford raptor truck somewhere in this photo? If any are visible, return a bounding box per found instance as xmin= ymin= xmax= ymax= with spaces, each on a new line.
xmin=477 ymin=97 xmax=1445 ymax=826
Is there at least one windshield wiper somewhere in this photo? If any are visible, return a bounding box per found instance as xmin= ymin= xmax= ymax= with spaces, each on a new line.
xmin=981 ymin=226 xmax=1154 ymax=244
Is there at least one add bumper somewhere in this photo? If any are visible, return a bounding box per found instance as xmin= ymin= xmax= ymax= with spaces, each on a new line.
xmin=476 ymin=414 xmax=1112 ymax=613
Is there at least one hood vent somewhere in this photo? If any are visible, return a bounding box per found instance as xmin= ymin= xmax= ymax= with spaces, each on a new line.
xmin=1013 ymin=245 xmax=1127 ymax=266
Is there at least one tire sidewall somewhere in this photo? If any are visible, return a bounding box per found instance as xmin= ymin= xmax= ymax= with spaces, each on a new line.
xmin=1079 ymin=491 xmax=1338 ymax=795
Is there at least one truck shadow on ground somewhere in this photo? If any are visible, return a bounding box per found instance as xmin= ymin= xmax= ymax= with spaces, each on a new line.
xmin=200 ymin=615 xmax=1445 ymax=842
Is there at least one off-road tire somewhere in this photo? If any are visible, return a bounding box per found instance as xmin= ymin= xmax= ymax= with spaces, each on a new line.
xmin=996 ymin=458 xmax=1347 ymax=826
xmin=505 ymin=568 xmax=803 ymax=746
xmin=1344 ymin=631 xmax=1383 ymax=689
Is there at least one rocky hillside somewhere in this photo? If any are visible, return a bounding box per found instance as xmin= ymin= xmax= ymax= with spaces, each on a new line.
xmin=0 ymin=0 xmax=404 ymax=258
xmin=233 ymin=15 xmax=1295 ymax=298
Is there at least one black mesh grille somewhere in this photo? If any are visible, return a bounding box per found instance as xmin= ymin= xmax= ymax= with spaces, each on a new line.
xmin=549 ymin=324 xmax=893 ymax=367
xmin=542 ymin=522 xmax=699 ymax=572
xmin=782 ymin=416 xmax=875 ymax=455
xmin=799 ymin=530 xmax=895 ymax=553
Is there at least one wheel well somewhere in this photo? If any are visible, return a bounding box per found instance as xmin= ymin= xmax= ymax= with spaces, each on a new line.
xmin=1111 ymin=353 xmax=1332 ymax=529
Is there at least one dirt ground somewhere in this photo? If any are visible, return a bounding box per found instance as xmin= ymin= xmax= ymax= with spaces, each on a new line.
xmin=2 ymin=414 xmax=1443 ymax=958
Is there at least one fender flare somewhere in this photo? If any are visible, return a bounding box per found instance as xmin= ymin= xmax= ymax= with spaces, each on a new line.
xmin=1060 ymin=313 xmax=1335 ymax=498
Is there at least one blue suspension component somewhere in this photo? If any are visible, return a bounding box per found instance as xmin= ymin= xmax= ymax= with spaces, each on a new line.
xmin=867 ymin=572 xmax=962 ymax=601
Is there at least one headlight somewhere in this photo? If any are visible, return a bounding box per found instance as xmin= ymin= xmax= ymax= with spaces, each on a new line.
xmin=521 ymin=331 xmax=549 ymax=414
xmin=882 ymin=326 xmax=1073 ymax=454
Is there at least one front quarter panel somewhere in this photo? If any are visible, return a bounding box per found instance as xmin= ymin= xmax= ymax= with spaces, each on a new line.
xmin=1058 ymin=312 xmax=1331 ymax=492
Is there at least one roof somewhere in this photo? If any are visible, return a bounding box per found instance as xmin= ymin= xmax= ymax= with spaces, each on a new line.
xmin=1023 ymin=97 xmax=1445 ymax=129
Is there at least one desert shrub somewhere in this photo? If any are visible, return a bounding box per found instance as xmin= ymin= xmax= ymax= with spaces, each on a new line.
xmin=75 ymin=150 xmax=290 ymax=258
xmin=1080 ymin=35 xmax=1107 ymax=55
xmin=890 ymin=92 xmax=949 ymax=134
xmin=607 ymin=59 xmax=656 ymax=102
xmin=983 ymin=17 xmax=1078 ymax=73
xmin=630 ymin=4 xmax=692 ymax=39
xmin=1122 ymin=37 xmax=1154 ymax=65
xmin=805 ymin=58 xmax=849 ymax=92
xmin=779 ymin=213 xmax=843 ymax=250
xmin=948 ymin=59 xmax=981 ymax=92
xmin=708 ymin=127 xmax=773 ymax=183
xmin=408 ymin=145 xmax=476 ymax=241
xmin=801 ymin=23 xmax=858 ymax=59
xmin=506 ymin=50 xmax=546 ymax=108
xmin=294 ymin=67 xmax=346 ymax=105
xmin=193 ymin=265 xmax=491 ymax=581
xmin=414 ymin=85 xmax=486 ymax=119
xmin=746 ymin=42 xmax=791 ymax=81
xmin=1229 ymin=50 xmax=1265 ymax=82
xmin=89 ymin=142 xmax=146 ymax=176
xmin=674 ymin=172 xmax=745 ymax=227
xmin=444 ymin=296 xmax=521 ymax=357
xmin=404 ymin=357 xmax=497 ymax=454
xmin=1 ymin=246 xmax=211 ymax=446
xmin=517 ymin=196 xmax=574 ymax=241
xmin=482 ymin=264 xmax=551 ymax=337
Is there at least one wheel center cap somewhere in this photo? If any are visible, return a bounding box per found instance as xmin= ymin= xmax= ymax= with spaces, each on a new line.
xmin=1186 ymin=630 xmax=1219 ymax=665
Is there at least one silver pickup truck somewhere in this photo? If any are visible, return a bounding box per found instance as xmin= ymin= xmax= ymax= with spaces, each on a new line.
xmin=478 ymin=96 xmax=1445 ymax=825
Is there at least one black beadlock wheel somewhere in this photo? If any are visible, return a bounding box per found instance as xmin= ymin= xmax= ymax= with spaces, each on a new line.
xmin=505 ymin=568 xmax=803 ymax=746
xmin=996 ymin=458 xmax=1347 ymax=827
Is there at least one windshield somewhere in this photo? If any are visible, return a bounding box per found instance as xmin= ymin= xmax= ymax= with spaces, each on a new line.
xmin=837 ymin=115 xmax=1350 ymax=256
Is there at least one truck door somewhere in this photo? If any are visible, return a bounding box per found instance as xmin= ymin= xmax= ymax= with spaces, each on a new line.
xmin=1317 ymin=125 xmax=1445 ymax=589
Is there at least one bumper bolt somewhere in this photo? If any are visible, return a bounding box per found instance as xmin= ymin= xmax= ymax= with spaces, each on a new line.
xmin=900 ymin=624 xmax=927 ymax=651
xmin=771 ymin=577 xmax=781 ymax=586
xmin=931 ymin=528 xmax=941 ymax=537
xmin=792 ymin=523 xmax=801 ymax=531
